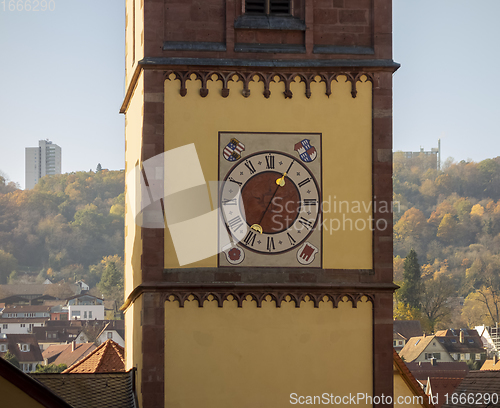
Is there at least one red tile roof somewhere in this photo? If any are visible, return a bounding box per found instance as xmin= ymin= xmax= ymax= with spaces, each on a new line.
xmin=426 ymin=377 xmax=464 ymax=408
xmin=43 ymin=342 xmax=96 ymax=367
xmin=393 ymin=348 xmax=435 ymax=408
xmin=406 ymin=361 xmax=469 ymax=381
xmin=63 ymin=340 xmax=125 ymax=373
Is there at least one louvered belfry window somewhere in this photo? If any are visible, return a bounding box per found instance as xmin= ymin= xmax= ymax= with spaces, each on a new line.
xmin=245 ymin=0 xmax=291 ymax=15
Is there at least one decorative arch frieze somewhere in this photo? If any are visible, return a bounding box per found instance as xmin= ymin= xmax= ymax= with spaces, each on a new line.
xmin=162 ymin=290 xmax=374 ymax=309
xmin=164 ymin=70 xmax=374 ymax=100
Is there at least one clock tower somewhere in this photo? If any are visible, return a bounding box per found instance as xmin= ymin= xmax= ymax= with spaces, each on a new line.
xmin=121 ymin=1 xmax=398 ymax=407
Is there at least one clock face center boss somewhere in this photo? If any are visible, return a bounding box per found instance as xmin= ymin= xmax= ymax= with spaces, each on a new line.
xmin=218 ymin=133 xmax=322 ymax=268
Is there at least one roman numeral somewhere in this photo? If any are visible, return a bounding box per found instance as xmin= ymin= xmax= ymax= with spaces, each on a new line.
xmin=227 ymin=216 xmax=243 ymax=232
xmin=298 ymin=217 xmax=313 ymax=230
xmin=298 ymin=178 xmax=311 ymax=188
xmin=228 ymin=177 xmax=242 ymax=186
xmin=222 ymin=198 xmax=236 ymax=206
xmin=300 ymin=199 xmax=317 ymax=211
xmin=287 ymin=232 xmax=296 ymax=246
xmin=243 ymin=231 xmax=256 ymax=247
xmin=245 ymin=160 xmax=256 ymax=174
xmin=267 ymin=237 xmax=275 ymax=252
xmin=265 ymin=155 xmax=275 ymax=169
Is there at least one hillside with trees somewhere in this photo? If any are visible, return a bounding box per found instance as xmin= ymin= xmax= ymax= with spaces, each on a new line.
xmin=393 ymin=153 xmax=500 ymax=332
xmin=0 ymin=170 xmax=124 ymax=302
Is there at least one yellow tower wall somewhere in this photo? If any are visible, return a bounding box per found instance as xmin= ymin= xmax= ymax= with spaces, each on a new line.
xmin=165 ymin=296 xmax=373 ymax=408
xmin=163 ymin=74 xmax=373 ymax=270
xmin=0 ymin=376 xmax=47 ymax=408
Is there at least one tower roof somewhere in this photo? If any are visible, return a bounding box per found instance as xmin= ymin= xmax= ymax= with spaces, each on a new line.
xmin=62 ymin=340 xmax=125 ymax=373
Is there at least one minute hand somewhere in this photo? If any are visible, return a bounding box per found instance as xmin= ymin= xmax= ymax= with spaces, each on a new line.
xmin=253 ymin=172 xmax=288 ymax=232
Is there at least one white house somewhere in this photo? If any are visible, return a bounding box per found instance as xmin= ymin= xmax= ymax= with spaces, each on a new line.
xmin=96 ymin=322 xmax=125 ymax=347
xmin=0 ymin=318 xmax=47 ymax=334
xmin=67 ymin=305 xmax=104 ymax=321
xmin=75 ymin=280 xmax=90 ymax=293
xmin=66 ymin=294 xmax=105 ymax=321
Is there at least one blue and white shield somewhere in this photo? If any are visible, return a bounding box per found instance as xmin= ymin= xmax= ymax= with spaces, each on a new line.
xmin=294 ymin=139 xmax=317 ymax=163
xmin=223 ymin=138 xmax=246 ymax=162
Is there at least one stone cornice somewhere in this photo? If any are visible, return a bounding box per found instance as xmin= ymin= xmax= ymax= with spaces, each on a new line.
xmin=120 ymin=57 xmax=400 ymax=113
xmin=121 ymin=282 xmax=398 ymax=311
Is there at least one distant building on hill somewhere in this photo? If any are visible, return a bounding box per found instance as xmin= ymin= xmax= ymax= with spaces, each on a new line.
xmin=394 ymin=139 xmax=441 ymax=171
xmin=25 ymin=139 xmax=62 ymax=190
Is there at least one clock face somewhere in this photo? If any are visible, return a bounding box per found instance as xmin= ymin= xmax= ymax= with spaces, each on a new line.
xmin=218 ymin=132 xmax=322 ymax=268
xmin=220 ymin=151 xmax=320 ymax=254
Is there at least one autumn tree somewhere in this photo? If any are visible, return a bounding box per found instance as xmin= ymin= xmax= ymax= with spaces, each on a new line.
xmin=96 ymin=255 xmax=124 ymax=303
xmin=466 ymin=255 xmax=500 ymax=324
xmin=0 ymin=249 xmax=17 ymax=284
xmin=2 ymin=351 xmax=19 ymax=368
xmin=393 ymin=302 xmax=423 ymax=322
xmin=436 ymin=214 xmax=459 ymax=243
xmin=393 ymin=256 xmax=405 ymax=283
xmin=420 ymin=275 xmax=453 ymax=332
xmin=462 ymin=292 xmax=492 ymax=327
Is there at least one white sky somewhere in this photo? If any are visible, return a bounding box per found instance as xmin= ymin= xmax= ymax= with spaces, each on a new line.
xmin=1 ymin=1 xmax=499 ymax=188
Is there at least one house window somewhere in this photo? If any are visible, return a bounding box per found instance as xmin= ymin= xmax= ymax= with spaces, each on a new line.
xmin=107 ymin=332 xmax=113 ymax=339
xmin=460 ymin=354 xmax=465 ymax=360
xmin=393 ymin=340 xmax=397 ymax=347
xmin=398 ymin=340 xmax=403 ymax=346
xmin=425 ymin=353 xmax=441 ymax=360
xmin=20 ymin=344 xmax=30 ymax=352
xmin=72 ymin=311 xmax=80 ymax=319
xmin=452 ymin=353 xmax=458 ymax=360
xmin=2 ymin=324 xmax=7 ymax=329
xmin=20 ymin=324 xmax=25 ymax=328
xmin=465 ymin=353 xmax=470 ymax=360
xmin=0 ymin=344 xmax=6 ymax=352
xmin=245 ymin=0 xmax=290 ymax=15
xmin=84 ymin=311 xmax=87 ymax=319
xmin=89 ymin=311 xmax=92 ymax=319
xmin=476 ymin=354 xmax=481 ymax=361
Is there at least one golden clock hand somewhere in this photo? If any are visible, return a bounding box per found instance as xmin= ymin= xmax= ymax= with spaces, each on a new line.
xmin=275 ymin=172 xmax=287 ymax=187
xmin=250 ymin=224 xmax=263 ymax=234
xmin=253 ymin=174 xmax=286 ymax=233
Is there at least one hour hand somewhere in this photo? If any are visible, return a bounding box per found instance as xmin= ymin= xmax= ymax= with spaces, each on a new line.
xmin=275 ymin=172 xmax=287 ymax=187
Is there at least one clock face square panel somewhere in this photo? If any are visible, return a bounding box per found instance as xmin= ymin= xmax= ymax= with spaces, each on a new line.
xmin=218 ymin=132 xmax=322 ymax=268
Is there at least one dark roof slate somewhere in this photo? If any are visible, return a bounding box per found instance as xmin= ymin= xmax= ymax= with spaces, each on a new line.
xmin=394 ymin=320 xmax=424 ymax=340
xmin=442 ymin=370 xmax=500 ymax=407
xmin=31 ymin=371 xmax=138 ymax=408
xmin=406 ymin=361 xmax=469 ymax=381
xmin=0 ymin=333 xmax=43 ymax=363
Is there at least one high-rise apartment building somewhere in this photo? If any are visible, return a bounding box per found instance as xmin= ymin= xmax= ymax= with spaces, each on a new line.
xmin=25 ymin=139 xmax=62 ymax=189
